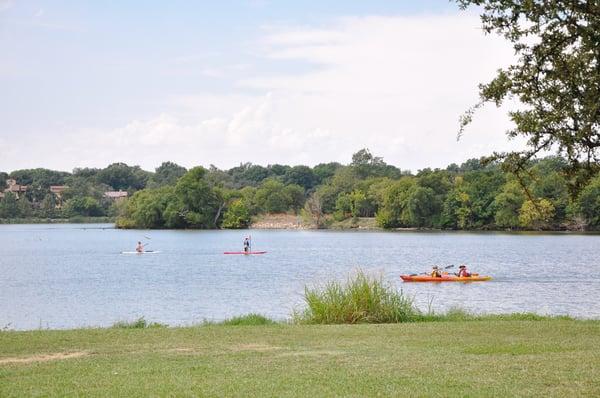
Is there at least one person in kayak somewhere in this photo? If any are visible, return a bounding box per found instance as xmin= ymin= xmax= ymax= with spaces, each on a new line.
xmin=457 ymin=265 xmax=471 ymax=277
xmin=430 ymin=266 xmax=442 ymax=278
xmin=136 ymin=241 xmax=144 ymax=253
xmin=243 ymin=236 xmax=251 ymax=253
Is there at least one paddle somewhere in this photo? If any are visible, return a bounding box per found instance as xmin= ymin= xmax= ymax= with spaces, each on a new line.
xmin=409 ymin=265 xmax=454 ymax=276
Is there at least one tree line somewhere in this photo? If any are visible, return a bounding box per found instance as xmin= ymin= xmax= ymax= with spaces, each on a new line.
xmin=3 ymin=149 xmax=598 ymax=230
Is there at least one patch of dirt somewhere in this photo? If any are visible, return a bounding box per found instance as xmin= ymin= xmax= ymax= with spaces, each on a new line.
xmin=250 ymin=213 xmax=305 ymax=229
xmin=230 ymin=343 xmax=283 ymax=352
xmin=0 ymin=351 xmax=89 ymax=365
xmin=277 ymin=350 xmax=345 ymax=357
xmin=166 ymin=347 xmax=197 ymax=353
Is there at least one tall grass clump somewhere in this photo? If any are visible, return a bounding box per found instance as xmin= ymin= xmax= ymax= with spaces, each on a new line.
xmin=216 ymin=314 xmax=278 ymax=326
xmin=112 ymin=317 xmax=166 ymax=329
xmin=295 ymin=271 xmax=420 ymax=324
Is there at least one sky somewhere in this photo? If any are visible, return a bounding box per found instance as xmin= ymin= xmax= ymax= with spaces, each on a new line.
xmin=0 ymin=0 xmax=524 ymax=173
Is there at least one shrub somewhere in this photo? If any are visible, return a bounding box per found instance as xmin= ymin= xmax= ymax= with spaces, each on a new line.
xmin=519 ymin=198 xmax=555 ymax=229
xmin=112 ymin=317 xmax=166 ymax=329
xmin=221 ymin=199 xmax=251 ymax=229
xmin=295 ymin=271 xmax=420 ymax=324
xmin=217 ymin=314 xmax=277 ymax=326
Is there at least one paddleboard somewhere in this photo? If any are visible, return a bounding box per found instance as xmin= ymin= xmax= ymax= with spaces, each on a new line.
xmin=223 ymin=251 xmax=267 ymax=255
xmin=121 ymin=251 xmax=161 ymax=254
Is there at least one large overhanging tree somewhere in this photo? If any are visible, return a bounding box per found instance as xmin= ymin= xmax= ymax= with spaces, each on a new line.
xmin=457 ymin=0 xmax=600 ymax=193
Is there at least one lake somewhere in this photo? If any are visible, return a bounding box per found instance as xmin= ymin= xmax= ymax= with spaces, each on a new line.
xmin=1 ymin=224 xmax=599 ymax=330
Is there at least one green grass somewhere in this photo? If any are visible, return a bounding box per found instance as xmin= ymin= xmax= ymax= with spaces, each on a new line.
xmin=1 ymin=319 xmax=599 ymax=397
xmin=418 ymin=307 xmax=576 ymax=322
xmin=295 ymin=271 xmax=421 ymax=324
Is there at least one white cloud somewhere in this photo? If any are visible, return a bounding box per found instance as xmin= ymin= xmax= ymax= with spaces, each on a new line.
xmin=1 ymin=13 xmax=526 ymax=172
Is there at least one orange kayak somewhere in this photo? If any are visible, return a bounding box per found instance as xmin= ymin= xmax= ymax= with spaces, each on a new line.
xmin=400 ymin=274 xmax=492 ymax=282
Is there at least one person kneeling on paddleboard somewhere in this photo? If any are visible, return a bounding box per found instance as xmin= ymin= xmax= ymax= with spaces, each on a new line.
xmin=430 ymin=266 xmax=442 ymax=278
xmin=457 ymin=265 xmax=471 ymax=277
xmin=136 ymin=241 xmax=144 ymax=253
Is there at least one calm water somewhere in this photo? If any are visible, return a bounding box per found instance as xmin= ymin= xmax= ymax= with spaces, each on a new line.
xmin=1 ymin=224 xmax=599 ymax=330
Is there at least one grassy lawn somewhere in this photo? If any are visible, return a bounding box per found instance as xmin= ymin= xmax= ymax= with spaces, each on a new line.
xmin=1 ymin=319 xmax=599 ymax=397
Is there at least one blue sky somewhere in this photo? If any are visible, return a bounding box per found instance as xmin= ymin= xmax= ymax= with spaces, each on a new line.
xmin=0 ymin=1 xmax=521 ymax=172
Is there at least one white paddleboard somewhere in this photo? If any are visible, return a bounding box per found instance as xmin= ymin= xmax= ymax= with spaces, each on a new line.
xmin=121 ymin=251 xmax=161 ymax=254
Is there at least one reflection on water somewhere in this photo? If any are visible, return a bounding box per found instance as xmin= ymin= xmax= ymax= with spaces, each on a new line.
xmin=1 ymin=224 xmax=599 ymax=330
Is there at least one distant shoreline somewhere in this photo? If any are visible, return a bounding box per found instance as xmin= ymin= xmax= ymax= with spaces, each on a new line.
xmin=1 ymin=215 xmax=597 ymax=233
xmin=0 ymin=217 xmax=115 ymax=225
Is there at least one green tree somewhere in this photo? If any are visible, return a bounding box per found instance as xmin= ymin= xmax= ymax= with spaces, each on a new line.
xmin=463 ymin=169 xmax=505 ymax=227
xmin=267 ymin=164 xmax=292 ymax=177
xmin=16 ymin=197 xmax=32 ymax=218
xmin=64 ymin=196 xmax=104 ymax=217
xmin=577 ymin=175 xmax=600 ymax=228
xmin=530 ymin=171 xmax=569 ymax=223
xmin=148 ymin=161 xmax=187 ymax=188
xmin=9 ymin=168 xmax=69 ymax=187
xmin=457 ymin=0 xmax=600 ymax=190
xmin=366 ymin=178 xmax=394 ymax=214
xmin=316 ymin=165 xmax=360 ymax=213
xmin=314 ymin=184 xmax=339 ymax=214
xmin=174 ymin=167 xmax=222 ymax=228
xmin=302 ymin=192 xmax=326 ymax=228
xmin=519 ymin=199 xmax=555 ymax=230
xmin=221 ymin=199 xmax=251 ymax=229
xmin=121 ymin=189 xmax=171 ymax=228
xmin=351 ymin=148 xmax=401 ymax=179
xmin=0 ymin=172 xmax=8 ymax=188
xmin=228 ymin=163 xmax=272 ymax=187
xmin=312 ymin=162 xmax=342 ymax=183
xmin=0 ymin=193 xmax=19 ymax=218
xmin=72 ymin=167 xmax=100 ymax=179
xmin=334 ymin=193 xmax=353 ymax=220
xmin=254 ymin=179 xmax=303 ymax=213
xmin=205 ymin=165 xmax=235 ymax=189
xmin=97 ymin=163 xmax=150 ymax=191
xmin=37 ymin=194 xmax=58 ymax=218
xmin=163 ymin=199 xmax=186 ymax=229
xmin=441 ymin=177 xmax=472 ymax=229
xmin=283 ymin=165 xmax=318 ymax=191
xmin=493 ymin=180 xmax=526 ymax=228
xmin=283 ymin=184 xmax=306 ymax=211
xmin=375 ymin=178 xmax=417 ymax=228
xmin=406 ymin=186 xmax=437 ymax=227
xmin=9 ymin=168 xmax=70 ymax=203
xmin=239 ymin=186 xmax=259 ymax=215
xmin=255 ymin=179 xmax=288 ymax=213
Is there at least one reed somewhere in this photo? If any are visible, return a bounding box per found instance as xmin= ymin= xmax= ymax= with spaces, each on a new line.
xmin=215 ymin=314 xmax=277 ymax=326
xmin=295 ymin=271 xmax=420 ymax=324
xmin=111 ymin=317 xmax=166 ymax=329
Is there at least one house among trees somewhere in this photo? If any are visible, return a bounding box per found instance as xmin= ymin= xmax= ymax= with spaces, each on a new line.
xmin=104 ymin=190 xmax=128 ymax=200
xmin=4 ymin=179 xmax=28 ymax=199
xmin=50 ymin=185 xmax=68 ymax=208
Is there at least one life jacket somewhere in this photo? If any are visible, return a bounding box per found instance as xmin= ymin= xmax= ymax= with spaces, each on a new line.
xmin=431 ymin=270 xmax=441 ymax=277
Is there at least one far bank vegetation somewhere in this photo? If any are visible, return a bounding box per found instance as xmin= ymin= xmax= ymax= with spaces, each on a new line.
xmin=2 ymin=150 xmax=600 ymax=231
